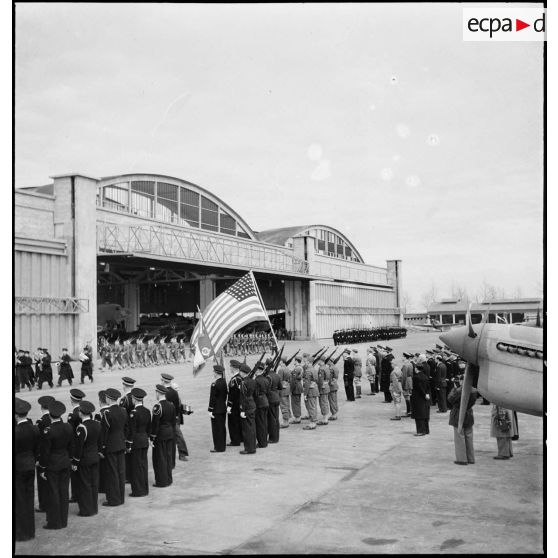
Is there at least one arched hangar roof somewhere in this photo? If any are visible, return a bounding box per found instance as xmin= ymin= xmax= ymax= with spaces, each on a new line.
xmin=99 ymin=173 xmax=256 ymax=240
xmin=256 ymin=224 xmax=365 ymax=263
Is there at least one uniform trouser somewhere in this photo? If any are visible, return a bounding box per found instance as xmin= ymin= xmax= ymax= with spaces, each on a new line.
xmin=98 ymin=456 xmax=106 ymax=494
xmin=104 ymin=451 xmax=125 ymax=505
xmin=415 ymin=418 xmax=430 ymax=435
xmin=70 ymin=467 xmax=79 ymax=501
xmin=373 ymin=376 xmax=379 ymax=393
xmin=305 ymin=395 xmax=318 ymax=423
xmin=453 ymin=427 xmax=475 ymax=463
xmin=318 ymin=393 xmax=330 ymax=419
xmin=255 ymin=407 xmax=269 ymax=447
xmin=344 ymin=380 xmax=355 ymax=401
xmin=437 ymin=387 xmax=447 ymax=412
xmin=153 ymin=439 xmax=174 ymax=487
xmin=57 ymin=375 xmax=73 ymax=386
xmin=130 ymin=447 xmax=149 ymax=496
xmin=17 ymin=371 xmax=32 ymax=390
xmin=80 ymin=367 xmax=93 ymax=383
xmin=279 ymin=394 xmax=292 ymax=422
xmin=45 ymin=468 xmax=70 ymax=529
xmin=291 ymin=394 xmax=302 ymax=419
xmin=383 ymin=389 xmax=393 ymax=403
xmin=496 ymin=437 xmax=513 ymax=457
xmin=37 ymin=466 xmax=48 ymax=510
xmin=15 ymin=470 xmax=35 ymax=540
xmin=241 ymin=410 xmax=257 ymax=452
xmin=211 ymin=413 xmax=227 ymax=451
xmin=37 ymin=373 xmax=53 ymax=389
xmin=328 ymin=390 xmax=339 ymax=416
xmin=175 ymin=424 xmax=188 ymax=457
xmin=267 ymin=403 xmax=280 ymax=443
xmin=404 ymin=396 xmax=411 ymax=415
xmin=429 ymin=383 xmax=438 ymax=405
xmin=228 ymin=410 xmax=243 ymax=445
xmin=353 ymin=376 xmax=362 ymax=397
xmin=125 ymin=451 xmax=131 ymax=482
xmin=77 ymin=463 xmax=99 ymax=516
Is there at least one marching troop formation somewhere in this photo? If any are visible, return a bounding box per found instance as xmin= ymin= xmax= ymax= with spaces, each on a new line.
xmin=222 ymin=332 xmax=277 ymax=356
xmin=14 ymin=346 xmax=94 ymax=391
xmin=98 ymin=335 xmax=191 ymax=370
xmin=333 ymin=326 xmax=407 ymax=345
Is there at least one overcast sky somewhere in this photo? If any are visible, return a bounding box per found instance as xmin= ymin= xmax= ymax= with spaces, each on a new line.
xmin=15 ymin=3 xmax=544 ymax=311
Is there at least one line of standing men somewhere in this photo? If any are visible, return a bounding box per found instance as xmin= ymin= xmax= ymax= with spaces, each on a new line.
xmin=14 ymin=373 xmax=191 ymax=543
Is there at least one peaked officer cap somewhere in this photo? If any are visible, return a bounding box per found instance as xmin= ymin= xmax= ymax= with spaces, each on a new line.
xmin=15 ymin=398 xmax=31 ymax=415
xmin=69 ymin=388 xmax=85 ymax=401
xmin=79 ymin=400 xmax=95 ymax=415
xmin=38 ymin=395 xmax=55 ymax=408
xmin=49 ymin=400 xmax=66 ymax=418
xmin=122 ymin=376 xmax=136 ymax=387
xmin=105 ymin=388 xmax=121 ymax=401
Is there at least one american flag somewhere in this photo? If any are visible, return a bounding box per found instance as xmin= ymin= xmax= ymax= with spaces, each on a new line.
xmin=190 ymin=272 xmax=269 ymax=363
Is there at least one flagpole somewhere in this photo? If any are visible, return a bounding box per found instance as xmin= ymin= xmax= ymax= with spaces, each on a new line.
xmin=250 ymin=270 xmax=279 ymax=352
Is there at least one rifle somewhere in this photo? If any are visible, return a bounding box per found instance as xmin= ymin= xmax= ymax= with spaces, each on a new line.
xmin=311 ymin=346 xmax=325 ymax=358
xmin=284 ymin=349 xmax=300 ymax=367
xmin=312 ymin=346 xmax=329 ymax=366
xmin=323 ymin=347 xmax=338 ymax=364
xmin=272 ymin=344 xmax=285 ymax=374
xmin=332 ymin=349 xmax=346 ymax=365
xmin=250 ymin=351 xmax=266 ymax=378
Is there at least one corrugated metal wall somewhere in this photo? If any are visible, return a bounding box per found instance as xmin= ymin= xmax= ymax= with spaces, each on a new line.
xmin=15 ymin=249 xmax=76 ymax=354
xmin=315 ymin=282 xmax=399 ymax=338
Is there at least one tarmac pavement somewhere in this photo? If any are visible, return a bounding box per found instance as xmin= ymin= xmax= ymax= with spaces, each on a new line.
xmin=14 ymin=331 xmax=544 ymax=554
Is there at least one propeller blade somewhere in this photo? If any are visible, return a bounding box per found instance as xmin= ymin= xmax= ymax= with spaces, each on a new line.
xmin=457 ymin=363 xmax=477 ymax=434
xmin=467 ymin=304 xmax=477 ymax=338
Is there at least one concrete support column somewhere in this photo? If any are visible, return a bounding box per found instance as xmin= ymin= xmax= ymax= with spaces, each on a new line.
xmin=52 ymin=173 xmax=99 ymax=356
xmin=199 ymin=277 xmax=216 ymax=312
xmin=308 ymin=281 xmax=316 ymax=340
xmin=124 ymin=281 xmax=140 ymax=331
xmin=386 ymin=259 xmax=403 ymax=326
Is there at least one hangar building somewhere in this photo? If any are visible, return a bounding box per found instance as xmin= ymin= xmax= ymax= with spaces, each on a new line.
xmin=15 ymin=173 xmax=403 ymax=355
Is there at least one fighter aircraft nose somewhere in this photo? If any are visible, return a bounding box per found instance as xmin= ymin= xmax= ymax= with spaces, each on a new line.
xmin=439 ymin=326 xmax=479 ymax=365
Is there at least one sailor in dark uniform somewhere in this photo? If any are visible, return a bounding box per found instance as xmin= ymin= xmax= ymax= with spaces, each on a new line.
xmin=150 ymin=384 xmax=176 ymax=487
xmin=38 ymin=348 xmax=54 ymax=389
xmin=95 ymin=390 xmax=110 ymax=495
xmin=72 ymin=400 xmax=101 ymax=516
xmin=161 ymin=373 xmax=189 ymax=465
xmin=39 ymin=400 xmax=73 ymax=530
xmin=67 ymin=388 xmax=85 ymax=504
xmin=15 ymin=398 xmax=40 ymax=542
xmin=128 ymin=388 xmax=151 ymax=497
xmin=226 ymin=360 xmax=243 ymax=446
xmin=100 ymin=388 xmax=128 ymax=506
xmin=35 ymin=395 xmax=55 ymax=513
xmin=238 ymin=363 xmax=257 ymax=454
xmin=208 ymin=364 xmax=228 ymax=452
xmin=120 ymin=376 xmax=136 ymax=483
xmin=254 ymin=363 xmax=270 ymax=448
xmin=343 ymin=350 xmax=355 ymax=401
xmin=57 ymin=348 xmax=74 ymax=387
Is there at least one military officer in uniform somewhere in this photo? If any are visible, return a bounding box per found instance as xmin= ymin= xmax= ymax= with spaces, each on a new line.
xmin=226 ymin=360 xmax=243 ymax=446
xmin=100 ymin=388 xmax=128 ymax=506
xmin=302 ymin=359 xmax=320 ymax=430
xmin=95 ymin=390 xmax=109 ymax=495
xmin=327 ymin=357 xmax=340 ymax=420
xmin=38 ymin=348 xmax=54 ymax=389
xmin=267 ymin=362 xmax=282 ymax=443
xmin=72 ymin=400 xmax=101 ymax=517
xmin=35 ymin=395 xmax=55 ymax=513
xmin=238 ymin=363 xmax=257 ymax=454
xmin=208 ymin=364 xmax=228 ymax=452
xmin=289 ymin=356 xmax=303 ymax=423
xmin=57 ymin=348 xmax=74 ymax=387
xmin=39 ymin=400 xmax=73 ymax=530
xmin=352 ymin=349 xmax=363 ymax=398
xmin=151 ymin=384 xmax=176 ymax=487
xmin=15 ymin=398 xmax=39 ymax=541
xmin=128 ymin=387 xmax=151 ymax=497
xmin=254 ymin=363 xmax=270 ymax=448
xmin=343 ymin=350 xmax=355 ymax=401
xmin=79 ymin=345 xmax=94 ymax=384
xmin=120 ymin=376 xmax=136 ymax=482
xmin=67 ymin=388 xmax=85 ymax=504
xmin=277 ymin=356 xmax=292 ymax=428
xmin=317 ymin=355 xmax=331 ymax=425
xmin=161 ymin=373 xmax=189 ymax=464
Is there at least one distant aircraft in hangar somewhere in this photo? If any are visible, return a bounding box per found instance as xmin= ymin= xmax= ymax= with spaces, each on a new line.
xmin=439 ymin=306 xmax=543 ymax=432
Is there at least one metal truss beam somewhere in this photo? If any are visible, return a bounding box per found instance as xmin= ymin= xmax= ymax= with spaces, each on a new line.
xmin=15 ymin=297 xmax=89 ymax=314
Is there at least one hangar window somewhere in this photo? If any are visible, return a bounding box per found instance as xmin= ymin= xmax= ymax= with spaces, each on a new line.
xmin=131 ymin=181 xmax=155 ymax=218
xmin=336 ymin=244 xmax=344 ymax=255
xmin=156 ymin=182 xmax=179 ymax=223
xmin=345 ymin=246 xmax=352 ymax=258
xmin=180 ymin=203 xmax=199 ymax=227
xmin=180 ymin=188 xmax=200 ymax=206
xmin=103 ymin=182 xmax=129 ymax=212
xmin=201 ymin=195 xmax=219 ymax=232
xmin=220 ymin=212 xmax=236 ymax=235
xmin=317 ymin=239 xmax=326 ymax=252
xmin=157 ymin=182 xmax=178 ymax=201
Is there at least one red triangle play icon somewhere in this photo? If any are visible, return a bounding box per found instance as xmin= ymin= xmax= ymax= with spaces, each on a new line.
xmin=516 ymin=19 xmax=530 ymax=31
